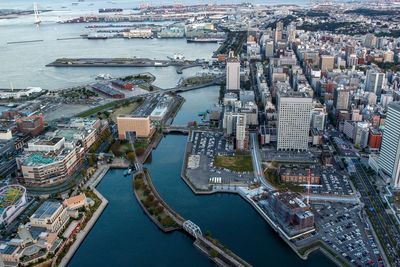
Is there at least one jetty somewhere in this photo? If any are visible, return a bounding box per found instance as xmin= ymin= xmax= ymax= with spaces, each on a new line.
xmin=46 ymin=58 xmax=207 ymax=74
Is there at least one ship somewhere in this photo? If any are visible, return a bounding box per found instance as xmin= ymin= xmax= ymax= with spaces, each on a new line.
xmin=187 ymin=37 xmax=225 ymax=43
xmin=99 ymin=8 xmax=123 ymax=13
xmin=87 ymin=34 xmax=108 ymax=40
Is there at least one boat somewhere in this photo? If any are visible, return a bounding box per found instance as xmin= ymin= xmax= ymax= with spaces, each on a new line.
xmin=187 ymin=37 xmax=225 ymax=43
xmin=124 ymin=168 xmax=132 ymax=176
xmin=99 ymin=8 xmax=123 ymax=13
xmin=96 ymin=73 xmax=113 ymax=80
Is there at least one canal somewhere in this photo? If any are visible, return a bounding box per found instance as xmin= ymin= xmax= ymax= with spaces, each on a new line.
xmin=69 ymin=86 xmax=335 ymax=267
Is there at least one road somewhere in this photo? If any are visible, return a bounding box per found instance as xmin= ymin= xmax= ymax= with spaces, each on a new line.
xmin=351 ymin=159 xmax=400 ymax=266
xmin=250 ymin=132 xmax=273 ymax=190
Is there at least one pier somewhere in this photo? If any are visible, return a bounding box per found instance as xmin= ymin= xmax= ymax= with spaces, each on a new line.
xmin=46 ymin=58 xmax=207 ymax=74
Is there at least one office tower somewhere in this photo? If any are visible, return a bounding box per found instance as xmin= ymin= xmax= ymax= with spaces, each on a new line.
xmin=265 ymin=41 xmax=274 ymax=58
xmin=226 ymin=51 xmax=240 ymax=91
xmin=320 ymin=55 xmax=334 ymax=72
xmin=236 ymin=114 xmax=247 ymax=150
xmin=364 ymin=33 xmax=377 ymax=48
xmin=311 ymin=107 xmax=326 ymax=131
xmin=381 ymin=93 xmax=394 ymax=110
xmin=277 ymin=91 xmax=313 ymax=151
xmin=365 ymin=70 xmax=385 ymax=96
xmin=334 ymin=88 xmax=350 ymax=110
xmin=379 ymin=102 xmax=400 ymax=188
xmin=287 ymin=24 xmax=296 ymax=43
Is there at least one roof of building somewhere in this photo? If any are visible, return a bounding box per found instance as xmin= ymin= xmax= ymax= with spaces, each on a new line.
xmin=64 ymin=194 xmax=86 ymax=207
xmin=31 ymin=201 xmax=62 ymax=220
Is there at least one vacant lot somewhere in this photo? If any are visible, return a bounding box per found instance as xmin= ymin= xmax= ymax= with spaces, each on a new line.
xmin=214 ymin=154 xmax=253 ymax=172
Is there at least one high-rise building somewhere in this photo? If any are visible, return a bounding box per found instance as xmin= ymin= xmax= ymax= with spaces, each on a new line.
xmin=287 ymin=24 xmax=296 ymax=43
xmin=365 ymin=70 xmax=385 ymax=96
xmin=364 ymin=33 xmax=377 ymax=48
xmin=311 ymin=107 xmax=326 ymax=131
xmin=369 ymin=128 xmax=382 ymax=150
xmin=236 ymin=114 xmax=247 ymax=150
xmin=320 ymin=55 xmax=334 ymax=72
xmin=334 ymin=87 xmax=350 ymax=110
xmin=381 ymin=93 xmax=394 ymax=110
xmin=226 ymin=51 xmax=240 ymax=91
xmin=265 ymin=41 xmax=274 ymax=58
xmin=379 ymin=102 xmax=400 ymax=188
xmin=277 ymin=91 xmax=313 ymax=151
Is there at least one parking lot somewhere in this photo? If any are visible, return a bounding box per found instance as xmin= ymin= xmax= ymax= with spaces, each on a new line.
xmin=308 ymin=168 xmax=353 ymax=196
xmin=185 ymin=130 xmax=253 ymax=190
xmin=314 ymin=203 xmax=384 ymax=267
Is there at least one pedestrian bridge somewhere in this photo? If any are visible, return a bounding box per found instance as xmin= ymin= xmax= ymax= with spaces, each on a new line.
xmin=183 ymin=220 xmax=202 ymax=238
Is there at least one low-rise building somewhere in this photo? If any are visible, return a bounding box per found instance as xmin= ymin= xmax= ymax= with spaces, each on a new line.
xmin=29 ymin=201 xmax=69 ymax=234
xmin=63 ymin=193 xmax=87 ymax=210
xmin=280 ymin=167 xmax=320 ymax=184
xmin=117 ymin=115 xmax=155 ymax=139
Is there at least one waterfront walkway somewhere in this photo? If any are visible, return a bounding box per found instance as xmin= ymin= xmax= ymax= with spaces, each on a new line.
xmin=58 ymin=188 xmax=108 ymax=267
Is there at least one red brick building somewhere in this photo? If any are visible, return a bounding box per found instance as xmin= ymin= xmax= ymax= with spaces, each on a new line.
xmin=369 ymin=128 xmax=382 ymax=150
xmin=16 ymin=114 xmax=44 ymax=137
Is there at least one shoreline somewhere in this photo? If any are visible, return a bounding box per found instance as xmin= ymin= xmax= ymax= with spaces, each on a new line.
xmin=178 ymin=131 xmax=345 ymax=267
xmin=58 ymin=188 xmax=108 ymax=267
xmin=57 ymin=163 xmax=124 ymax=267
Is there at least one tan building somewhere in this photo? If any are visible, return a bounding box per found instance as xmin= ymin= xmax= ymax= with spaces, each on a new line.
xmin=117 ymin=116 xmax=155 ymax=139
xmin=63 ymin=193 xmax=87 ymax=210
xmin=17 ymin=137 xmax=80 ymax=186
xmin=29 ymin=201 xmax=69 ymax=233
xmin=320 ymin=55 xmax=334 ymax=72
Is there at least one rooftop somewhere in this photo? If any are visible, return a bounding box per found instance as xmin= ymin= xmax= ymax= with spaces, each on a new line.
xmin=31 ymin=201 xmax=62 ymax=220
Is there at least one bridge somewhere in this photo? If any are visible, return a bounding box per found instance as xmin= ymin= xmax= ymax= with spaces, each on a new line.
xmin=183 ymin=220 xmax=203 ymax=238
xmin=162 ymin=125 xmax=190 ymax=134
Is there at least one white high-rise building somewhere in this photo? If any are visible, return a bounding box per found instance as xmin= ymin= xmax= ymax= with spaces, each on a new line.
xmin=365 ymin=70 xmax=385 ymax=96
xmin=277 ymin=91 xmax=313 ymax=151
xmin=226 ymin=51 xmax=240 ymax=91
xmin=265 ymin=41 xmax=274 ymax=58
xmin=311 ymin=107 xmax=326 ymax=131
xmin=379 ymin=102 xmax=400 ymax=188
xmin=236 ymin=114 xmax=247 ymax=150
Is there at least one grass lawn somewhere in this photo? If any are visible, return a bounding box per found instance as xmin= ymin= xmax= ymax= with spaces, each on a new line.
xmin=265 ymin=169 xmax=304 ymax=193
xmin=110 ymin=102 xmax=141 ymax=122
xmin=214 ymin=154 xmax=253 ymax=172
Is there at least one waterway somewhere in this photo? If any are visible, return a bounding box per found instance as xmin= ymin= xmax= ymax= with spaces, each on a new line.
xmin=1 ymin=1 xmax=336 ymax=265
xmin=69 ymin=89 xmax=336 ymax=267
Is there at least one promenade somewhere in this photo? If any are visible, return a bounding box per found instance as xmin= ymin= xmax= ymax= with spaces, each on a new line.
xmin=58 ymin=188 xmax=108 ymax=267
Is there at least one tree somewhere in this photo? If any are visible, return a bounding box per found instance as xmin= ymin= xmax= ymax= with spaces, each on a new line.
xmin=126 ymin=151 xmax=136 ymax=162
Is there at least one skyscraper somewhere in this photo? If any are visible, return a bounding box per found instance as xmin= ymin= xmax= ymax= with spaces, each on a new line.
xmin=379 ymin=102 xmax=400 ymax=188
xmin=320 ymin=55 xmax=335 ymax=72
xmin=277 ymin=91 xmax=313 ymax=151
xmin=226 ymin=51 xmax=240 ymax=91
xmin=334 ymin=87 xmax=350 ymax=110
xmin=365 ymin=70 xmax=386 ymax=97
xmin=236 ymin=114 xmax=247 ymax=150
